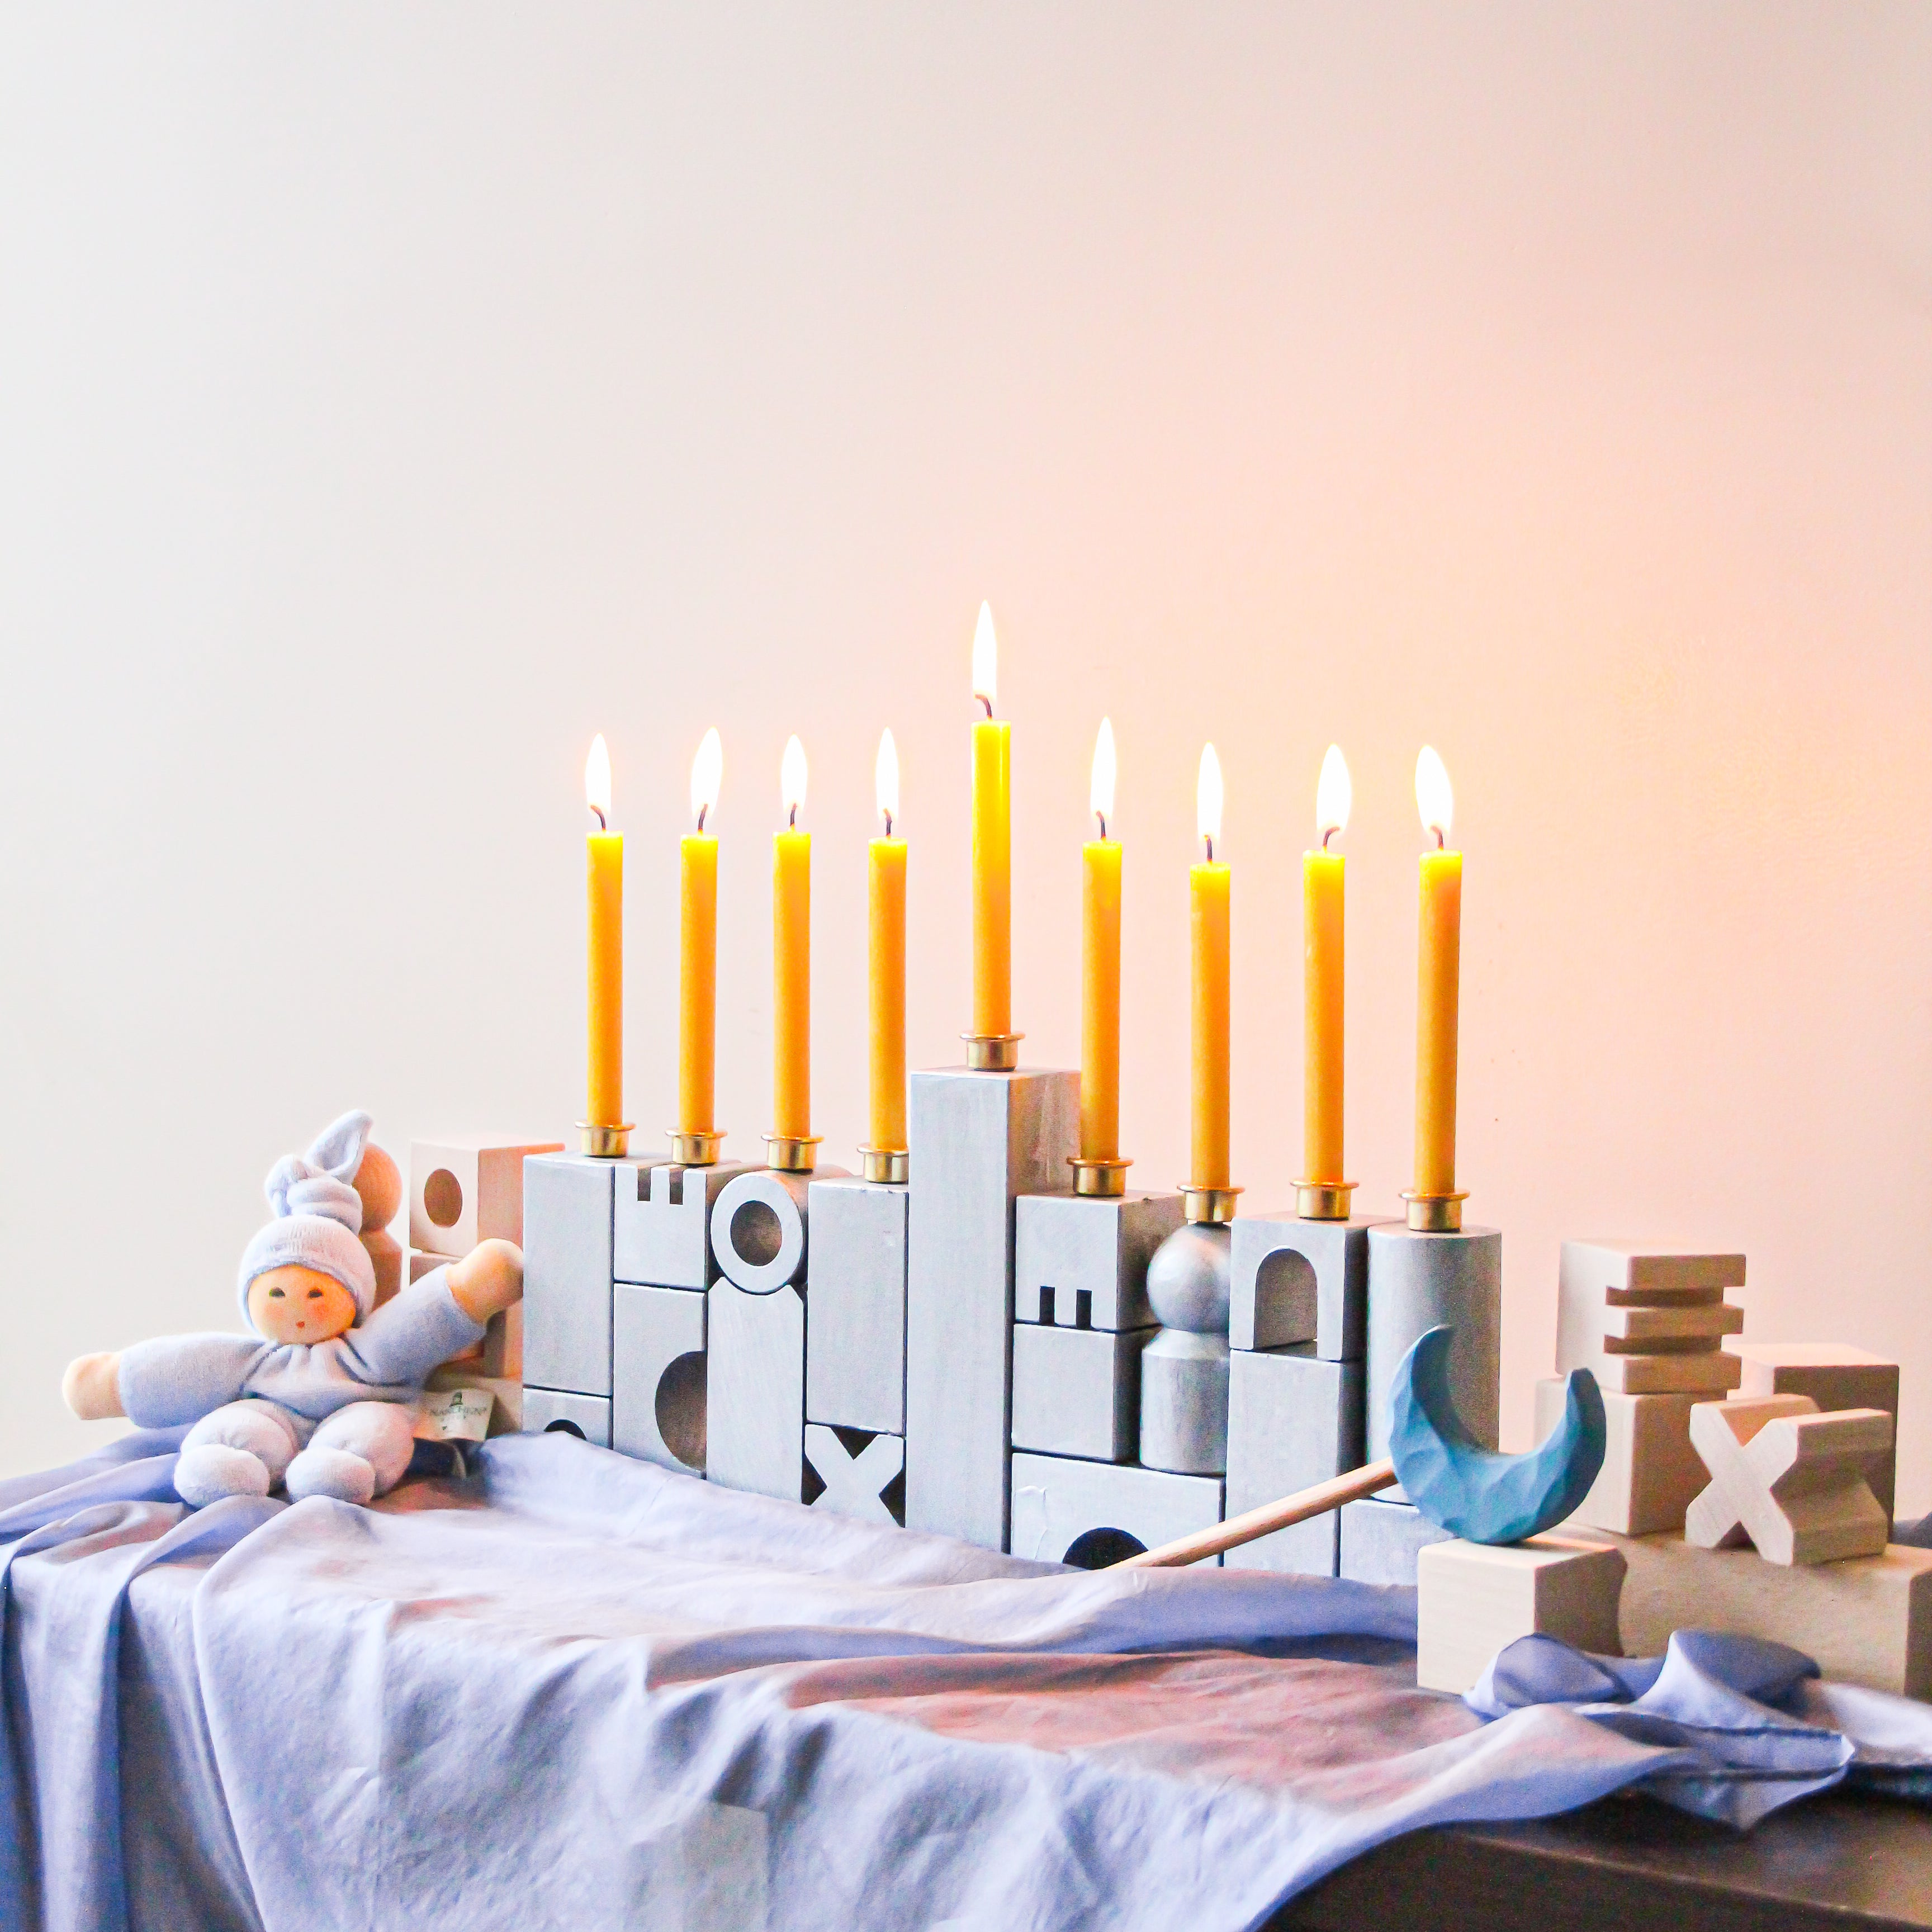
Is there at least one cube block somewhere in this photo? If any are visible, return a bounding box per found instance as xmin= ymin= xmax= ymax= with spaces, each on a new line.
xmin=1731 ymin=1343 xmax=1900 ymax=1522
xmin=410 ymin=1137 xmax=564 ymax=1258
xmin=612 ymin=1283 xmax=708 ymax=1474
xmin=1010 ymin=1322 xmax=1154 ymax=1463
xmin=1338 ymin=1496 xmax=1453 ymax=1586
xmin=1534 ymin=1378 xmax=1706 ymax=1537
xmin=1417 ymin=1535 xmax=1627 ymax=1694
xmin=1014 ymin=1190 xmax=1184 ymax=1332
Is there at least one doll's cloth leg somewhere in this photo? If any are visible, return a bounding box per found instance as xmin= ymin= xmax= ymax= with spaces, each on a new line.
xmin=284 ymin=1401 xmax=417 ymax=1505
xmin=176 ymin=1399 xmax=301 ymax=1507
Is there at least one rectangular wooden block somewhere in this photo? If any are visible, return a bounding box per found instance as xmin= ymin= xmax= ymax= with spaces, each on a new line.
xmin=1611 ymin=1532 xmax=1932 ymax=1698
xmin=1561 ymin=1238 xmax=1748 ymax=1303
xmin=1338 ymin=1496 xmax=1453 ymax=1586
xmin=1417 ymin=1536 xmax=1627 ymax=1695
xmin=410 ymin=1137 xmax=565 ymax=1258
xmin=1225 ymin=1346 xmax=1363 ymax=1577
xmin=1601 ymin=1303 xmax=1745 ymax=1349
xmin=1008 ymin=1451 xmax=1223 ymax=1568
xmin=1590 ymin=1350 xmax=1743 ymax=1396
xmin=1732 ymin=1343 xmax=1900 ymax=1521
xmin=1535 ymin=1378 xmax=1705 ymax=1536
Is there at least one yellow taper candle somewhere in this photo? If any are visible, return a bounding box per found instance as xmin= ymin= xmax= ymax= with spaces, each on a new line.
xmin=678 ymin=727 xmax=723 ymax=1151
xmin=772 ymin=736 xmax=812 ymax=1148
xmin=1412 ymin=746 xmax=1463 ymax=1213
xmin=969 ymin=601 xmax=1012 ymax=1046
xmin=584 ymin=735 xmax=624 ymax=1144
xmin=1081 ymin=718 xmax=1122 ymax=1172
xmin=1190 ymin=745 xmax=1232 ymax=1197
xmin=868 ymin=730 xmax=907 ymax=1164
xmin=1301 ymin=746 xmax=1351 ymax=1197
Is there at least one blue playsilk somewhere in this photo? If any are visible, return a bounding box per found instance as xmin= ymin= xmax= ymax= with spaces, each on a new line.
xmin=3 ymin=1429 xmax=1931 ymax=1932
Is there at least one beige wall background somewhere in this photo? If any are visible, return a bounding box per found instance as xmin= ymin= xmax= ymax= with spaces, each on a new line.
xmin=2 ymin=4 xmax=1928 ymax=1504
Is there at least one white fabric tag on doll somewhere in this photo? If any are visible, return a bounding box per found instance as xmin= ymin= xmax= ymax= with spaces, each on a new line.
xmin=420 ymin=1386 xmax=495 ymax=1442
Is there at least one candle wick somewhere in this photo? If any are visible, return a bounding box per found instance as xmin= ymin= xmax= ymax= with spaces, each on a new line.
xmin=977 ymin=694 xmax=993 ymax=720
xmin=1322 ymin=825 xmax=1336 ymax=851
xmin=697 ymin=803 xmax=709 ymax=834
xmin=1096 ymin=811 xmax=1108 ymax=842
xmin=883 ymin=809 xmax=894 ymax=839
xmin=1433 ymin=826 xmax=1445 ymax=850
xmin=589 ymin=804 xmax=607 ymax=832
xmin=1204 ymin=833 xmax=1215 ymax=864
xmin=788 ymin=802 xmax=798 ymax=830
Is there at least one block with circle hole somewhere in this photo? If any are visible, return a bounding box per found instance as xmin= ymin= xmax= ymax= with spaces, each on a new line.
xmin=1007 ymin=1451 xmax=1223 ymax=1568
xmin=522 ymin=1387 xmax=610 ymax=1448
xmin=804 ymin=1424 xmax=906 ymax=1526
xmin=409 ymin=1137 xmax=565 ymax=1262
xmin=1228 ymin=1213 xmax=1391 ymax=1359
xmin=612 ymin=1282 xmax=708 ymax=1475
xmin=1014 ymin=1190 xmax=1184 ymax=1333
xmin=709 ymin=1168 xmax=832 ymax=1294
xmin=613 ymin=1162 xmax=757 ymax=1291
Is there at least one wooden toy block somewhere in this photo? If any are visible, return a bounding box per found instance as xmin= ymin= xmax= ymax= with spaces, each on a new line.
xmin=1014 ymin=1190 xmax=1184 ymax=1333
xmin=1011 ymin=1322 xmax=1154 ymax=1463
xmin=1225 ymin=1346 xmax=1363 ymax=1576
xmin=1732 ymin=1343 xmax=1900 ymax=1521
xmin=1417 ymin=1535 xmax=1627 ymax=1694
xmin=711 ymin=1167 xmax=813 ymax=1293
xmin=804 ymin=1424 xmax=905 ymax=1526
xmin=1590 ymin=1349 xmax=1744 ymax=1396
xmin=1008 ymin=1451 xmax=1223 ymax=1568
xmin=410 ymin=1250 xmax=449 ymax=1284
xmin=524 ymin=1153 xmax=655 ymax=1399
xmin=1685 ymin=1395 xmax=1892 ymax=1565
xmin=1366 ymin=1224 xmax=1501 ymax=1497
xmin=409 ymin=1137 xmax=564 ymax=1259
xmin=1600 ymin=1303 xmax=1745 ymax=1349
xmin=612 ymin=1284 xmax=708 ymax=1473
xmin=613 ymin=1161 xmax=755 ymax=1291
xmin=906 ymin=1067 xmax=1079 ymax=1552
xmin=1229 ymin=1214 xmax=1393 ymax=1358
xmin=1533 ymin=1378 xmax=1705 ymax=1536
xmin=481 ymin=1301 xmax=522 ymax=1380
xmin=1338 ymin=1496 xmax=1453 ymax=1585
xmin=1557 ymin=1239 xmax=1744 ymax=1374
xmin=1611 ymin=1531 xmax=1932 ymax=1697
xmin=363 ymin=1228 xmax=403 ymax=1309
xmin=1140 ymin=1329 xmax=1230 ymax=1475
xmin=425 ymin=1365 xmax=523 ymax=1435
xmin=806 ymin=1177 xmax=907 ymax=1435
xmin=706 ymin=1279 xmax=804 ymax=1503
xmin=522 ymin=1387 xmax=610 ymax=1447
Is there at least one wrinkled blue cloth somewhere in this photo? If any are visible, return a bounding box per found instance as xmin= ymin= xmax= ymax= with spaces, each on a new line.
xmin=0 ymin=1430 xmax=1914 ymax=1932
xmin=1466 ymin=1628 xmax=1932 ymax=1827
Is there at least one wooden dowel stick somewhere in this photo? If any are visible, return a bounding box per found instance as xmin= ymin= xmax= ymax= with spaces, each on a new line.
xmin=1115 ymin=1456 xmax=1399 ymax=1569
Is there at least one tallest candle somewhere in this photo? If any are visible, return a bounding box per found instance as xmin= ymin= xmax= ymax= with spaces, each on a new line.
xmin=968 ymin=601 xmax=1013 ymax=1064
xmin=582 ymin=734 xmax=628 ymax=1156
xmin=1410 ymin=745 xmax=1464 ymax=1229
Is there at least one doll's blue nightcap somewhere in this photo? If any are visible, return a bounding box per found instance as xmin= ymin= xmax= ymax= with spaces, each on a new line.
xmin=237 ymin=1110 xmax=378 ymax=1328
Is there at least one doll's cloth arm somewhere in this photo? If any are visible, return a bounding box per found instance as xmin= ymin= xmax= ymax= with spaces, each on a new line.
xmin=116 ymin=1336 xmax=266 ymax=1428
xmin=342 ymin=1267 xmax=486 ymax=1390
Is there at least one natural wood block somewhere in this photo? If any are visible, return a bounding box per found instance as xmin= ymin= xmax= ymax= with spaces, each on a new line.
xmin=1611 ymin=1531 xmax=1932 ymax=1697
xmin=1732 ymin=1343 xmax=1900 ymax=1521
xmin=482 ymin=1301 xmax=523 ymax=1380
xmin=1600 ymin=1303 xmax=1744 ymax=1349
xmin=409 ymin=1137 xmax=564 ymax=1259
xmin=363 ymin=1228 xmax=403 ymax=1310
xmin=1687 ymin=1396 xmax=1892 ymax=1565
xmin=1557 ymin=1240 xmax=1745 ymax=1381
xmin=1416 ymin=1535 xmax=1627 ymax=1694
xmin=1592 ymin=1350 xmax=1744 ymax=1396
xmin=1535 ymin=1379 xmax=1705 ymax=1536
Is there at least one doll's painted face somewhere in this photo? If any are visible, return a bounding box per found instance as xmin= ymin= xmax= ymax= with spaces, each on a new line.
xmin=248 ymin=1265 xmax=359 ymax=1345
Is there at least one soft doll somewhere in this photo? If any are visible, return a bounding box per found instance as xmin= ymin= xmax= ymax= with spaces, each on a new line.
xmin=63 ymin=1109 xmax=524 ymax=1508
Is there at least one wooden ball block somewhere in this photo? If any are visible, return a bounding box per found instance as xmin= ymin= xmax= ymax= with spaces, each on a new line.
xmin=409 ymin=1137 xmax=565 ymax=1260
xmin=1732 ymin=1343 xmax=1900 ymax=1522
xmin=353 ymin=1143 xmax=404 ymax=1234
xmin=363 ymin=1228 xmax=403 ymax=1310
xmin=1416 ymin=1535 xmax=1627 ymax=1695
xmin=1533 ymin=1378 xmax=1706 ymax=1537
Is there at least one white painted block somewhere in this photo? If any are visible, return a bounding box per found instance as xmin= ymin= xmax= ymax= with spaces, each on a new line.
xmin=1008 ymin=1451 xmax=1223 ymax=1568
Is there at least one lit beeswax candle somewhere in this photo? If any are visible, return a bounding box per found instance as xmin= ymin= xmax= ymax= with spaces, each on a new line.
xmin=1081 ymin=719 xmax=1122 ymax=1168
xmin=773 ymin=736 xmax=812 ymax=1144
xmin=970 ymin=601 xmax=1011 ymax=1042
xmin=584 ymin=734 xmax=623 ymax=1134
xmin=1191 ymin=745 xmax=1231 ymax=1193
xmin=679 ymin=728 xmax=723 ymax=1143
xmin=1303 ymin=746 xmax=1351 ymax=1189
xmin=1413 ymin=746 xmax=1462 ymax=1201
xmin=869 ymin=729 xmax=907 ymax=1158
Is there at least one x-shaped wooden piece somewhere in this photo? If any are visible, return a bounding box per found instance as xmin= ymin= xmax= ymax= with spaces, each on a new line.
xmin=804 ymin=1424 xmax=904 ymax=1526
xmin=1685 ymin=1394 xmax=1892 ymax=1566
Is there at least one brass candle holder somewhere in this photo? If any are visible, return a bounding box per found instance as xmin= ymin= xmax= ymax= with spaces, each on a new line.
xmin=577 ymin=1123 xmax=635 ymax=1159
xmin=1179 ymin=1183 xmax=1243 ymax=1226
xmin=1294 ymin=1180 xmax=1357 ymax=1221
xmin=763 ymin=1133 xmax=823 ymax=1175
xmin=858 ymin=1146 xmax=909 ymax=1184
xmin=962 ymin=1032 xmax=1022 ymax=1072
xmin=1401 ymin=1189 xmax=1468 ymax=1233
xmin=667 ymin=1129 xmax=728 ymax=1166
xmin=1068 ymin=1156 xmax=1132 ymax=1198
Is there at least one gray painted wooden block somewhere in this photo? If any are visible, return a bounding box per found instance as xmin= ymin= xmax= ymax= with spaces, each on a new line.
xmin=1139 ymin=1329 xmax=1230 ymax=1475
xmin=612 ymin=1282 xmax=708 ymax=1475
xmin=712 ymin=1167 xmax=830 ymax=1294
xmin=1009 ymin=1451 xmax=1224 ymax=1568
xmin=1365 ymin=1223 xmax=1501 ymax=1499
xmin=804 ymin=1424 xmax=905 ymax=1526
xmin=1010 ymin=1322 xmax=1155 ymax=1462
xmin=1014 ymin=1190 xmax=1184 ymax=1331
xmin=523 ymin=1153 xmax=660 ymax=1399
xmin=705 ymin=1278 xmax=804 ymax=1503
xmin=1229 ymin=1213 xmax=1391 ymax=1358
xmin=522 ymin=1386 xmax=612 ymax=1448
xmin=905 ymin=1066 xmax=1079 ymax=1552
xmin=614 ymin=1161 xmax=756 ymax=1290
xmin=1338 ymin=1495 xmax=1452 ymax=1586
xmin=1224 ymin=1344 xmax=1365 ymax=1577
xmin=806 ymin=1177 xmax=908 ymax=1435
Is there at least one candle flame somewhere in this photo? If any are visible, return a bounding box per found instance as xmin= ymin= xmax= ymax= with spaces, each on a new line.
xmin=1415 ymin=745 xmax=1453 ymax=846
xmin=584 ymin=733 xmax=612 ymax=830
xmin=970 ymin=601 xmax=998 ymax=714
xmin=780 ymin=734 xmax=808 ymax=825
xmin=875 ymin=727 xmax=899 ymax=831
xmin=1090 ymin=717 xmax=1116 ymax=832
xmin=1196 ymin=743 xmax=1224 ymax=853
xmin=690 ymin=727 xmax=723 ymax=830
xmin=1316 ymin=744 xmax=1351 ymax=845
